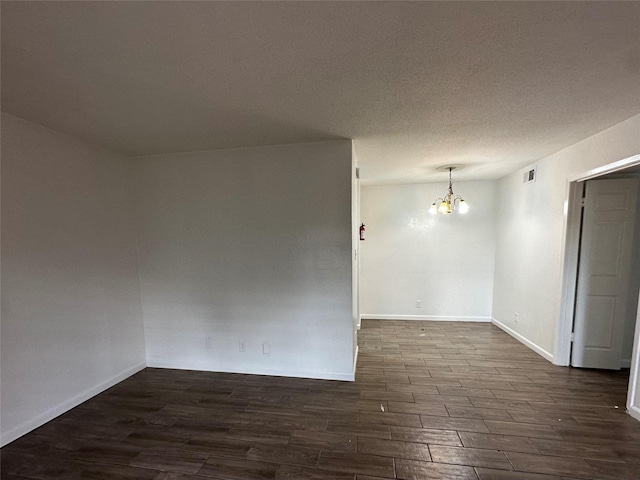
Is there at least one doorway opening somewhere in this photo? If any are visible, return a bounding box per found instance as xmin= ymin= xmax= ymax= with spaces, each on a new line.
xmin=557 ymin=154 xmax=640 ymax=421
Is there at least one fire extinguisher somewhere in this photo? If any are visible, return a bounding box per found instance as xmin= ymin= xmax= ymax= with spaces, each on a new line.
xmin=359 ymin=223 xmax=366 ymax=241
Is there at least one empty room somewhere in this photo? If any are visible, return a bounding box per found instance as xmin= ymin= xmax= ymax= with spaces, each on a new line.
xmin=2 ymin=1 xmax=640 ymax=479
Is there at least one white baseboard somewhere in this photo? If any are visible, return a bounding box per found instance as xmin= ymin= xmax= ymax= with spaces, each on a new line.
xmin=360 ymin=314 xmax=491 ymax=322
xmin=146 ymin=361 xmax=355 ymax=382
xmin=1 ymin=361 xmax=147 ymax=447
xmin=628 ymin=404 xmax=640 ymax=422
xmin=622 ymin=358 xmax=632 ymax=368
xmin=491 ymin=318 xmax=554 ymax=363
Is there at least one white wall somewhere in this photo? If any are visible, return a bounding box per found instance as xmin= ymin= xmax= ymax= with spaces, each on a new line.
xmin=1 ymin=113 xmax=146 ymax=446
xmin=134 ymin=140 xmax=354 ymax=381
xmin=360 ymin=181 xmax=497 ymax=320
xmin=492 ymin=115 xmax=640 ymax=359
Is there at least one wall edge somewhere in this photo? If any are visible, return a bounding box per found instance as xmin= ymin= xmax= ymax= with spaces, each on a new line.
xmin=491 ymin=318 xmax=554 ymax=363
xmin=1 ymin=361 xmax=147 ymax=447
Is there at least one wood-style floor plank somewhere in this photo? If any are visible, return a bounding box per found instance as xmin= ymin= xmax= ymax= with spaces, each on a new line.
xmin=2 ymin=320 xmax=640 ymax=479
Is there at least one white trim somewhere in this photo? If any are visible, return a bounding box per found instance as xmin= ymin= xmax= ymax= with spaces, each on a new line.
xmin=567 ymin=154 xmax=640 ymax=183
xmin=146 ymin=361 xmax=355 ymax=382
xmin=491 ymin=318 xmax=554 ymax=363
xmin=627 ymin=290 xmax=640 ymax=421
xmin=0 ymin=361 xmax=147 ymax=447
xmin=628 ymin=405 xmax=640 ymax=422
xmin=555 ymin=181 xmax=585 ymax=366
xmin=360 ymin=314 xmax=491 ymax=322
xmin=353 ymin=345 xmax=359 ymax=377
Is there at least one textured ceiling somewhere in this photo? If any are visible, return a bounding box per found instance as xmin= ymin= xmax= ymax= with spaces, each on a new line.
xmin=2 ymin=1 xmax=639 ymax=185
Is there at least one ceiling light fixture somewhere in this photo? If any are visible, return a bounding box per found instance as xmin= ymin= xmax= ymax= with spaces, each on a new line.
xmin=429 ymin=166 xmax=469 ymax=214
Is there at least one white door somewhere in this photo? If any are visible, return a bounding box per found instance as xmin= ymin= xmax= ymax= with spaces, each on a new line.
xmin=572 ymin=178 xmax=638 ymax=369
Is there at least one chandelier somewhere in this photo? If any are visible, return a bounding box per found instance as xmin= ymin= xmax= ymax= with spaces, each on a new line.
xmin=429 ymin=166 xmax=469 ymax=214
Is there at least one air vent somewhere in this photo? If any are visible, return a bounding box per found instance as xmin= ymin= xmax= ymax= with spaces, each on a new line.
xmin=523 ymin=166 xmax=537 ymax=184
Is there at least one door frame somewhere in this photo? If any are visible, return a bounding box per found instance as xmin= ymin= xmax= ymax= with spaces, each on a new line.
xmin=629 ymin=290 xmax=640 ymax=421
xmin=556 ymin=154 xmax=640 ymax=417
xmin=570 ymin=178 xmax=639 ymax=369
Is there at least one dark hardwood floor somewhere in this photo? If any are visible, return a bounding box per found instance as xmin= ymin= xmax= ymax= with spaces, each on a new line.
xmin=3 ymin=320 xmax=640 ymax=479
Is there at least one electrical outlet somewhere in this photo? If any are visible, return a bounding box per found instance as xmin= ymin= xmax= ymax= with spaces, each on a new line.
xmin=205 ymin=337 xmax=212 ymax=349
xmin=239 ymin=341 xmax=245 ymax=352
xmin=416 ymin=300 xmax=422 ymax=308
xmin=514 ymin=312 xmax=519 ymax=323
xmin=263 ymin=342 xmax=270 ymax=355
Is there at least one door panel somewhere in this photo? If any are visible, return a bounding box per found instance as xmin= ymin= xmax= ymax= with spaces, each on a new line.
xmin=572 ymin=178 xmax=638 ymax=369
xmin=590 ymin=223 xmax=624 ymax=277
xmin=582 ymin=296 xmax=616 ymax=348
